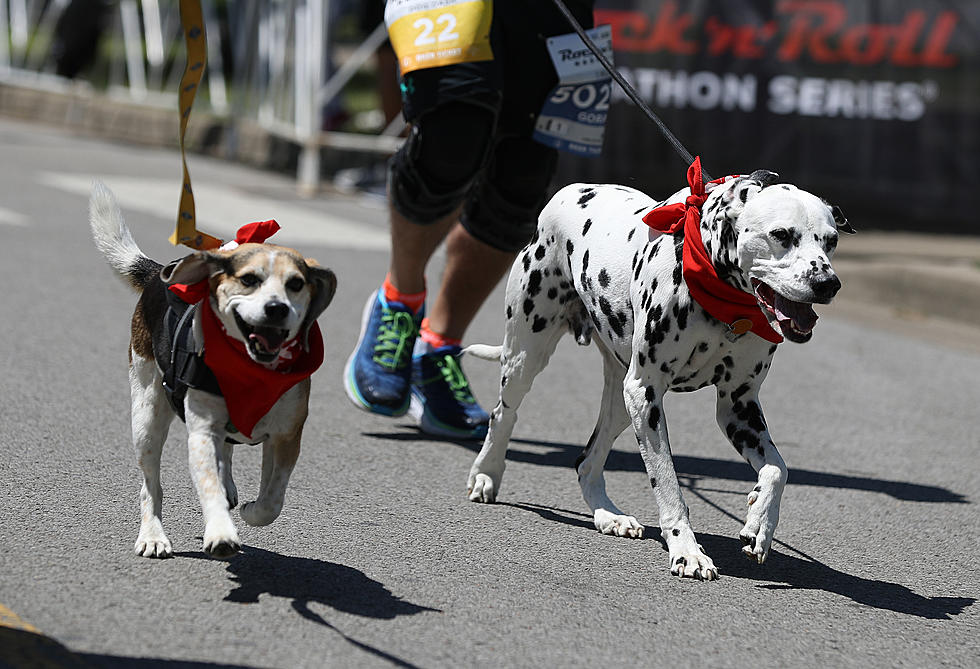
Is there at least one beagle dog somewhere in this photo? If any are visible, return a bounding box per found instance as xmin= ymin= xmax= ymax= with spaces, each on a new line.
xmin=89 ymin=182 xmax=336 ymax=559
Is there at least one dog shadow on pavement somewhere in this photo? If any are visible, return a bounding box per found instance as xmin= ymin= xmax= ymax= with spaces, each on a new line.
xmin=367 ymin=429 xmax=974 ymax=621
xmin=365 ymin=428 xmax=967 ymax=504
xmin=178 ymin=546 xmax=437 ymax=668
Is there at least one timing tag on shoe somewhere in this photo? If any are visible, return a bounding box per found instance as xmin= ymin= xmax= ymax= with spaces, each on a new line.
xmin=385 ymin=0 xmax=493 ymax=75
xmin=533 ymin=25 xmax=613 ymax=157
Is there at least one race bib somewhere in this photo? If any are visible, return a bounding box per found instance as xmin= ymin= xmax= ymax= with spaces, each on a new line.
xmin=385 ymin=0 xmax=493 ymax=75
xmin=533 ymin=25 xmax=614 ymax=157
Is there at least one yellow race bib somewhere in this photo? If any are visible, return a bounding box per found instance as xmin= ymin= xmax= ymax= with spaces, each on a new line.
xmin=386 ymin=0 xmax=493 ymax=74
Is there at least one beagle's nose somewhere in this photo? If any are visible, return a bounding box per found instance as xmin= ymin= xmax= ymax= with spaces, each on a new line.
xmin=264 ymin=301 xmax=289 ymax=322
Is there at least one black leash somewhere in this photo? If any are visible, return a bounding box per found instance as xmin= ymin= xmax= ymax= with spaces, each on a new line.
xmin=549 ymin=0 xmax=712 ymax=181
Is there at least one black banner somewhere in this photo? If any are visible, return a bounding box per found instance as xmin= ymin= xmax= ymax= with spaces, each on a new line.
xmin=555 ymin=0 xmax=978 ymax=234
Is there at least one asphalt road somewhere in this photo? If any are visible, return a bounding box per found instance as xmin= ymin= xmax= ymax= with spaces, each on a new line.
xmin=1 ymin=118 xmax=978 ymax=668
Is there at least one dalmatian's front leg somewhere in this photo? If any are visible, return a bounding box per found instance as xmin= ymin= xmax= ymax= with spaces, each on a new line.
xmin=716 ymin=383 xmax=787 ymax=564
xmin=624 ymin=374 xmax=718 ymax=580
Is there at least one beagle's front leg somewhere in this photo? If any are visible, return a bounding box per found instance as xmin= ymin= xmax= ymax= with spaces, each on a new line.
xmin=185 ymin=390 xmax=242 ymax=559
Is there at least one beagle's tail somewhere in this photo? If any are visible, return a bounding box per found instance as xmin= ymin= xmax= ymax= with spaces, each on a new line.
xmin=462 ymin=344 xmax=503 ymax=362
xmin=89 ymin=181 xmax=162 ymax=291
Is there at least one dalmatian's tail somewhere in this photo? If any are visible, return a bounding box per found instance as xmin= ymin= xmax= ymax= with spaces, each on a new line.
xmin=462 ymin=344 xmax=503 ymax=362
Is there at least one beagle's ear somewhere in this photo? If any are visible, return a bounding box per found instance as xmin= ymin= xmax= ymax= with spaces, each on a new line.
xmin=832 ymin=205 xmax=857 ymax=234
xmin=299 ymin=263 xmax=337 ymax=351
xmin=159 ymin=252 xmax=229 ymax=285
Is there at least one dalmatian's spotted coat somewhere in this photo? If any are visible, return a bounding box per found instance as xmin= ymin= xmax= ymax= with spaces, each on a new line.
xmin=466 ymin=173 xmax=849 ymax=580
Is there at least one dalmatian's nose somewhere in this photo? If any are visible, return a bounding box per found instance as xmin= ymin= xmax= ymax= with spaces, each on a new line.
xmin=264 ymin=300 xmax=290 ymax=323
xmin=812 ymin=274 xmax=841 ymax=301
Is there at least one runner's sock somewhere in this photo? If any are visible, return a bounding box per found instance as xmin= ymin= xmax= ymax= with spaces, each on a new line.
xmin=382 ymin=273 xmax=425 ymax=314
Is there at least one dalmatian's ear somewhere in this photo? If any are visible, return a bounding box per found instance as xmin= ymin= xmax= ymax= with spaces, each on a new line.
xmin=722 ymin=175 xmax=766 ymax=206
xmin=748 ymin=169 xmax=780 ymax=188
xmin=831 ymin=205 xmax=857 ymax=234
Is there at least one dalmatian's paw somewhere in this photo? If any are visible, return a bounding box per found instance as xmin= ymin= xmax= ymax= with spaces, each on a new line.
xmin=134 ymin=522 xmax=173 ymax=558
xmin=740 ymin=486 xmax=779 ymax=563
xmin=593 ymin=509 xmax=645 ymax=538
xmin=467 ymin=472 xmax=498 ymax=503
xmin=665 ymin=529 xmax=719 ymax=580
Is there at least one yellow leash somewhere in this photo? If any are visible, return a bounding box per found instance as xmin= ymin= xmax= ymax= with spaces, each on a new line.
xmin=170 ymin=0 xmax=221 ymax=250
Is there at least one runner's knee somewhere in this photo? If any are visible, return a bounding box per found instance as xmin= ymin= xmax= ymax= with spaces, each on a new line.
xmin=389 ymin=101 xmax=496 ymax=223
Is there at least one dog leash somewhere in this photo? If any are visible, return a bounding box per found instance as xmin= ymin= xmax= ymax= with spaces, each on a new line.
xmin=550 ymin=0 xmax=712 ymax=182
xmin=170 ymin=0 xmax=221 ymax=250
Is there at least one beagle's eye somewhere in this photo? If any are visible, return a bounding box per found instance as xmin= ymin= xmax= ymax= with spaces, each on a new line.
xmin=286 ymin=277 xmax=306 ymax=292
xmin=769 ymin=228 xmax=791 ymax=242
xmin=238 ymin=273 xmax=261 ymax=288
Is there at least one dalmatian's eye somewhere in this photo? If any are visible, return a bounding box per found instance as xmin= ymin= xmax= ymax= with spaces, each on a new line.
xmin=825 ymin=236 xmax=838 ymax=253
xmin=238 ymin=273 xmax=261 ymax=288
xmin=286 ymin=277 xmax=306 ymax=292
xmin=769 ymin=228 xmax=791 ymax=242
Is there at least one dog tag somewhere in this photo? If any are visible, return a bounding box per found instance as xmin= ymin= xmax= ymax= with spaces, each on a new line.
xmin=386 ymin=0 xmax=493 ymax=75
xmin=533 ymin=25 xmax=613 ymax=157
xmin=726 ymin=318 xmax=754 ymax=342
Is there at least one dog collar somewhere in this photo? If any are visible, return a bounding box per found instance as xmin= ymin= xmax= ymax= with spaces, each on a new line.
xmin=642 ymin=158 xmax=783 ymax=345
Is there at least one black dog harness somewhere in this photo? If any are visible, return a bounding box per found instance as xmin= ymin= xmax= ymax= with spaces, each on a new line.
xmin=159 ymin=291 xmax=223 ymax=422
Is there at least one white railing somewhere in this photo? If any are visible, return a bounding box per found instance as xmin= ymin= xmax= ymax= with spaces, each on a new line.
xmin=0 ymin=0 xmax=403 ymax=193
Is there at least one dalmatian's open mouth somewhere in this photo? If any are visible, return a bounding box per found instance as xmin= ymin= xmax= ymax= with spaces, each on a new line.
xmin=233 ymin=311 xmax=289 ymax=363
xmin=752 ymin=279 xmax=817 ymax=344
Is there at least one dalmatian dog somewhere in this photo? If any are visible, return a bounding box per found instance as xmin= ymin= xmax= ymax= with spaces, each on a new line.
xmin=466 ymin=168 xmax=852 ymax=580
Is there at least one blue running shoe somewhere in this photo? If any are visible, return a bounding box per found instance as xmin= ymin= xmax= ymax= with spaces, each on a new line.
xmin=344 ymin=289 xmax=421 ymax=416
xmin=410 ymin=344 xmax=490 ymax=439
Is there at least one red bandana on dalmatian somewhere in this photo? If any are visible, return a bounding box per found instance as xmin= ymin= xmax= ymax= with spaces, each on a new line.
xmin=642 ymin=158 xmax=783 ymax=344
xmin=169 ymin=221 xmax=324 ymax=438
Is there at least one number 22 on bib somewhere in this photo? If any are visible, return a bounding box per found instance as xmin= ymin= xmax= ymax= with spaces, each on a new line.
xmin=385 ymin=0 xmax=493 ymax=74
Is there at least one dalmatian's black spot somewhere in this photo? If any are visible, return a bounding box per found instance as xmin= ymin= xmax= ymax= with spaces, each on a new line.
xmin=501 ymin=375 xmax=507 ymax=386
xmin=566 ymin=240 xmax=574 ymax=257
xmin=723 ymin=355 xmax=734 ymax=369
xmin=672 ymin=263 xmax=683 ymax=286
xmin=633 ymin=207 xmax=648 ymax=216
xmin=547 ymin=287 xmax=558 ymax=300
xmin=527 ymin=269 xmax=542 ymax=297
xmin=598 ymin=268 xmax=610 ymax=288
xmin=582 ymin=218 xmax=593 ymax=236
xmin=531 ymin=316 xmax=548 ymax=333
xmin=638 ymin=352 xmax=646 ymax=366
xmin=522 ymin=254 xmax=531 ymax=272
xmin=579 ymin=187 xmax=594 ymax=193
xmin=628 ymin=228 xmax=636 ymax=242
xmin=523 ymin=298 xmax=534 ymax=316
xmin=578 ymin=191 xmax=597 ymax=207
xmin=650 ymin=477 xmax=656 ymax=489
xmin=648 ymin=404 xmax=661 ymax=430
xmin=534 ymin=245 xmax=546 ymax=260
xmin=754 ymin=485 xmax=762 ymax=492
xmin=753 ymin=362 xmax=764 ymax=375
xmin=739 ymin=188 xmax=749 ymax=203
xmin=582 ymin=249 xmax=590 ymax=272
xmin=506 ymin=305 xmax=513 ymax=319
xmin=672 ymin=529 xmax=680 ymax=537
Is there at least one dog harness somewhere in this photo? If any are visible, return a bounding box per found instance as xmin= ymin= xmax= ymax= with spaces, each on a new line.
xmin=642 ymin=157 xmax=783 ymax=344
xmin=160 ymin=291 xmax=223 ymax=423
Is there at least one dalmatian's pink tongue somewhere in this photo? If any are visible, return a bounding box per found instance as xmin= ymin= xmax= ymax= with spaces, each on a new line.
xmin=771 ymin=293 xmax=818 ymax=333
